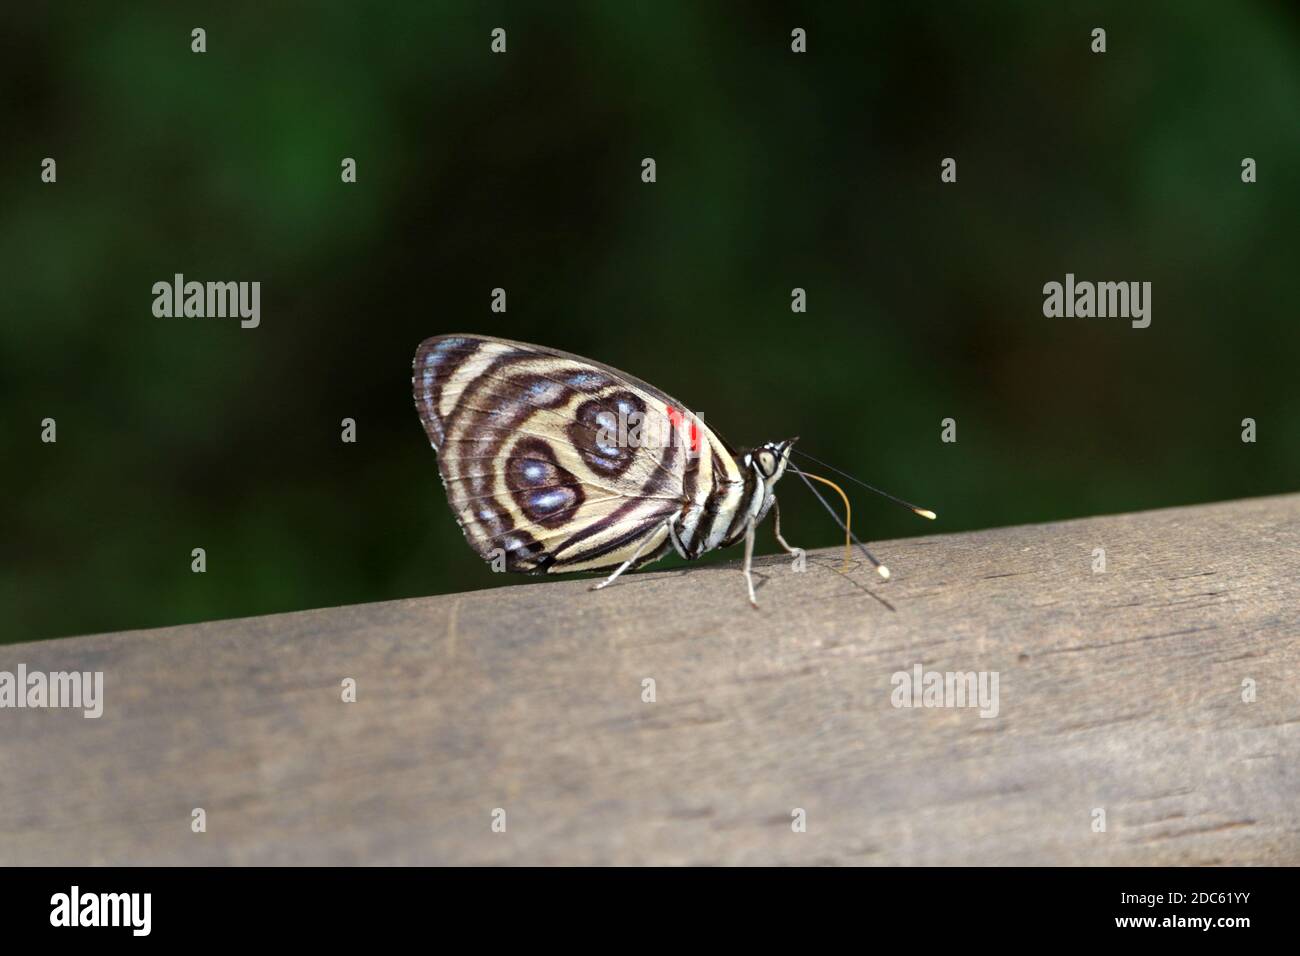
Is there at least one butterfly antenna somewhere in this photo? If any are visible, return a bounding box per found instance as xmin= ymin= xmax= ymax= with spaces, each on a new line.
xmin=792 ymin=448 xmax=937 ymax=520
xmin=790 ymin=465 xmax=891 ymax=580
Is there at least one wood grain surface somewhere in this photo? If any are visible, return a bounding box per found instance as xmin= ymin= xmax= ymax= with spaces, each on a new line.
xmin=2 ymin=494 xmax=1297 ymax=865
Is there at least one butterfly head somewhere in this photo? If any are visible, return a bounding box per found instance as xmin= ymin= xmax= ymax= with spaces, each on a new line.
xmin=751 ymin=437 xmax=798 ymax=485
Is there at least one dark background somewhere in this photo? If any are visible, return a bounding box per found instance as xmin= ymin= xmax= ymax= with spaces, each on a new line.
xmin=4 ymin=2 xmax=1297 ymax=643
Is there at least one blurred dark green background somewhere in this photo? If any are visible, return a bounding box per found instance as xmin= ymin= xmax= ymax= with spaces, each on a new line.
xmin=4 ymin=3 xmax=1298 ymax=643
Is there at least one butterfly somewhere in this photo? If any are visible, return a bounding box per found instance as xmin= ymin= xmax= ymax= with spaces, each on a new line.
xmin=412 ymin=334 xmax=933 ymax=606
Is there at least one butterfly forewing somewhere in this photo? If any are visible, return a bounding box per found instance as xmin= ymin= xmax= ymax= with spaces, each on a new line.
xmin=413 ymin=334 xmax=735 ymax=574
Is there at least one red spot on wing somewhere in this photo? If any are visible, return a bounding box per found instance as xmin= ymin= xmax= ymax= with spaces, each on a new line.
xmin=665 ymin=406 xmax=701 ymax=453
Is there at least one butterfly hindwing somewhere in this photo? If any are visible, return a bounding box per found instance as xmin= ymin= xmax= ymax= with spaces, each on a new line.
xmin=413 ymin=334 xmax=739 ymax=574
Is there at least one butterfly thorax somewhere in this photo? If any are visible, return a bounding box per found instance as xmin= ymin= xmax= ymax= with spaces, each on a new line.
xmin=670 ymin=439 xmax=796 ymax=560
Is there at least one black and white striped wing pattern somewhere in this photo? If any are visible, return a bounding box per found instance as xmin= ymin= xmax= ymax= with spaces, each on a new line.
xmin=412 ymin=335 xmax=743 ymax=574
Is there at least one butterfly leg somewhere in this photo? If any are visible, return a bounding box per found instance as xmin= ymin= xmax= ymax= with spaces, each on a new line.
xmin=771 ymin=497 xmax=804 ymax=560
xmin=589 ymin=516 xmax=674 ymax=592
xmin=742 ymin=517 xmax=759 ymax=609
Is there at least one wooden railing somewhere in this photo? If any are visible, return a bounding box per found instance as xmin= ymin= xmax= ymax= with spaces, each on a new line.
xmin=2 ymin=494 xmax=1297 ymax=864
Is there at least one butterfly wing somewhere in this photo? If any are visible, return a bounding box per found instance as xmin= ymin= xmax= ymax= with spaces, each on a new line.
xmin=413 ymin=334 xmax=738 ymax=574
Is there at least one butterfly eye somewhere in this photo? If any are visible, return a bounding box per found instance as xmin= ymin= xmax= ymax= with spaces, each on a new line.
xmin=758 ymin=451 xmax=776 ymax=476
